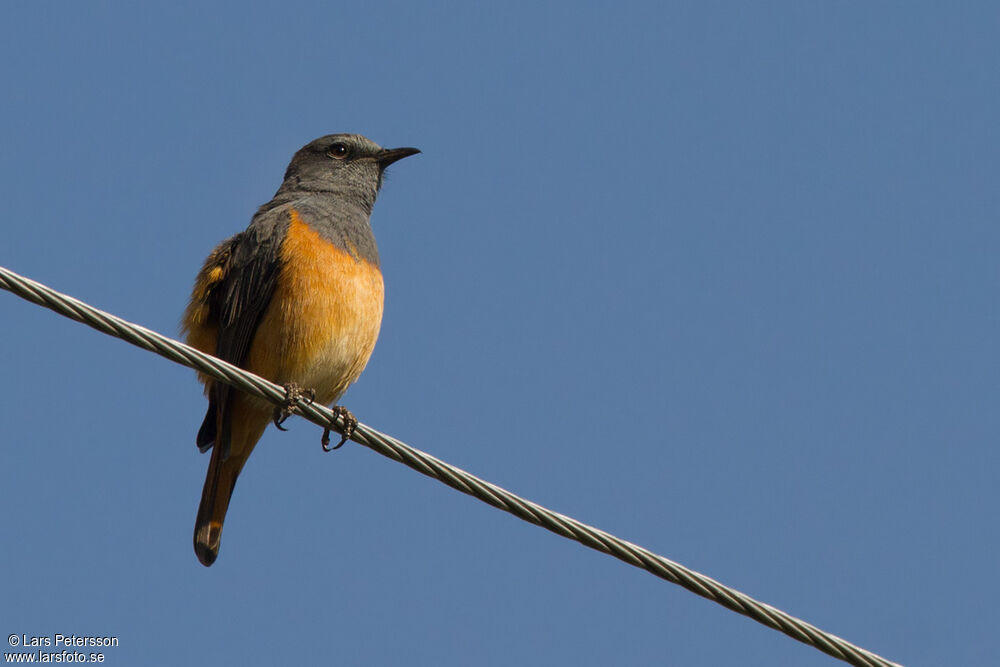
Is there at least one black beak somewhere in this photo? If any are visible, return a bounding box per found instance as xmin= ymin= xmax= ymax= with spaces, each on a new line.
xmin=377 ymin=146 xmax=421 ymax=168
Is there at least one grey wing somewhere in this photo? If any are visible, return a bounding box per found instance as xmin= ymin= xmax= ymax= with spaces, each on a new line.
xmin=196 ymin=207 xmax=290 ymax=453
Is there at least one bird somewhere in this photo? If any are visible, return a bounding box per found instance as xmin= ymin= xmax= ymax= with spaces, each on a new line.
xmin=181 ymin=134 xmax=419 ymax=566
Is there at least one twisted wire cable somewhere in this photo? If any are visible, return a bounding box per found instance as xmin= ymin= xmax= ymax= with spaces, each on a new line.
xmin=0 ymin=264 xmax=902 ymax=667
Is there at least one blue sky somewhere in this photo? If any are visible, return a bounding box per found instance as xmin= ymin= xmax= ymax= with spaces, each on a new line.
xmin=1 ymin=3 xmax=996 ymax=665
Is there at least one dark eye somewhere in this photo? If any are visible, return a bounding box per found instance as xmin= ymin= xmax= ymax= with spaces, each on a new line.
xmin=327 ymin=143 xmax=349 ymax=159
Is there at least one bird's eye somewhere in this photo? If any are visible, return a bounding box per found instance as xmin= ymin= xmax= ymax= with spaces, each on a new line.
xmin=327 ymin=143 xmax=349 ymax=159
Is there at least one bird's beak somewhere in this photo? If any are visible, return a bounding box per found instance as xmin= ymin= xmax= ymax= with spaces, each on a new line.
xmin=377 ymin=146 xmax=421 ymax=168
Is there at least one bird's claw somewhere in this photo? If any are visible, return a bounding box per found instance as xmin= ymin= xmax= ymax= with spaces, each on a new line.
xmin=272 ymin=383 xmax=316 ymax=431
xmin=322 ymin=406 xmax=358 ymax=452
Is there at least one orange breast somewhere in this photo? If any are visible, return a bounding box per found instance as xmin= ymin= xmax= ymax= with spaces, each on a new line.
xmin=246 ymin=209 xmax=384 ymax=405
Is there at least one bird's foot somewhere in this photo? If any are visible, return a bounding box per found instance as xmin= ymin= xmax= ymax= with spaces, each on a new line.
xmin=272 ymin=383 xmax=316 ymax=431
xmin=322 ymin=406 xmax=358 ymax=452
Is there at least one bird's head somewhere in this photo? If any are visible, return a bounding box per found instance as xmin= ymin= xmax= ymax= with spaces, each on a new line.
xmin=279 ymin=134 xmax=420 ymax=210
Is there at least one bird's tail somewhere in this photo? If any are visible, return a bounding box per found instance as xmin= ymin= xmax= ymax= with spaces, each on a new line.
xmin=193 ymin=442 xmax=246 ymax=567
xmin=193 ymin=395 xmax=268 ymax=567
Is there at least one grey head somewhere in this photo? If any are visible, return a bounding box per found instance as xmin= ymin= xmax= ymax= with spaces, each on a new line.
xmin=276 ymin=134 xmax=420 ymax=213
